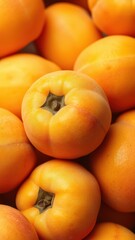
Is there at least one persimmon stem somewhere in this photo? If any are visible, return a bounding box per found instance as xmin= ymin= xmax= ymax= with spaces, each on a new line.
xmin=34 ymin=188 xmax=55 ymax=213
xmin=41 ymin=92 xmax=65 ymax=114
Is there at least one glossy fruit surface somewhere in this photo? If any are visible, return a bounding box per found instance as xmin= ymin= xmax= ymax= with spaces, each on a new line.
xmin=88 ymin=0 xmax=135 ymax=37
xmin=0 ymin=204 xmax=39 ymax=240
xmin=74 ymin=35 xmax=135 ymax=112
xmin=87 ymin=110 xmax=135 ymax=212
xmin=36 ymin=2 xmax=102 ymax=69
xmin=0 ymin=108 xmax=36 ymax=193
xmin=0 ymin=53 xmax=60 ymax=118
xmin=16 ymin=159 xmax=101 ymax=240
xmin=84 ymin=222 xmax=135 ymax=240
xmin=0 ymin=0 xmax=45 ymax=57
xmin=22 ymin=70 xmax=111 ymax=159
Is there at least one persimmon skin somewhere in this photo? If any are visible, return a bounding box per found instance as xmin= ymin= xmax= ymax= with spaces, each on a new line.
xmin=116 ymin=109 xmax=135 ymax=127
xmin=36 ymin=2 xmax=102 ymax=69
xmin=88 ymin=0 xmax=135 ymax=37
xmin=0 ymin=0 xmax=45 ymax=57
xmin=0 ymin=204 xmax=39 ymax=240
xmin=84 ymin=222 xmax=135 ymax=240
xmin=74 ymin=35 xmax=135 ymax=113
xmin=87 ymin=110 xmax=135 ymax=212
xmin=22 ymin=70 xmax=111 ymax=159
xmin=0 ymin=108 xmax=37 ymax=193
xmin=16 ymin=159 xmax=101 ymax=240
xmin=0 ymin=53 xmax=60 ymax=118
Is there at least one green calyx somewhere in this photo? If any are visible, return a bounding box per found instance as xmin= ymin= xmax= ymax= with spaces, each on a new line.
xmin=41 ymin=92 xmax=65 ymax=115
xmin=34 ymin=188 xmax=55 ymax=213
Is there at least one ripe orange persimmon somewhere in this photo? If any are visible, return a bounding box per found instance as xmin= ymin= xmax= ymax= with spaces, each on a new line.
xmin=22 ymin=70 xmax=111 ymax=159
xmin=84 ymin=222 xmax=135 ymax=240
xmin=0 ymin=0 xmax=45 ymax=58
xmin=36 ymin=2 xmax=102 ymax=69
xmin=88 ymin=0 xmax=135 ymax=37
xmin=87 ymin=109 xmax=135 ymax=212
xmin=16 ymin=159 xmax=101 ymax=240
xmin=74 ymin=35 xmax=135 ymax=113
xmin=0 ymin=204 xmax=39 ymax=240
xmin=0 ymin=53 xmax=60 ymax=118
xmin=116 ymin=109 xmax=135 ymax=126
xmin=0 ymin=108 xmax=37 ymax=193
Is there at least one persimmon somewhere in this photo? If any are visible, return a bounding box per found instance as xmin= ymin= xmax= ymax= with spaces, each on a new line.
xmin=87 ymin=109 xmax=135 ymax=212
xmin=116 ymin=109 xmax=135 ymax=126
xmin=0 ymin=108 xmax=37 ymax=193
xmin=84 ymin=222 xmax=135 ymax=240
xmin=88 ymin=0 xmax=135 ymax=37
xmin=74 ymin=35 xmax=135 ymax=113
xmin=22 ymin=70 xmax=111 ymax=159
xmin=16 ymin=159 xmax=101 ymax=240
xmin=36 ymin=2 xmax=102 ymax=69
xmin=0 ymin=53 xmax=60 ymax=118
xmin=0 ymin=204 xmax=39 ymax=240
xmin=0 ymin=0 xmax=45 ymax=58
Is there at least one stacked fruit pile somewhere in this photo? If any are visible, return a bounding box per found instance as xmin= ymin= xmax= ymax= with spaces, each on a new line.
xmin=0 ymin=0 xmax=135 ymax=239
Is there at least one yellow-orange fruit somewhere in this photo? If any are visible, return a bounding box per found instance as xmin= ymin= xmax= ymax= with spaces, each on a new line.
xmin=74 ymin=35 xmax=135 ymax=113
xmin=0 ymin=0 xmax=45 ymax=57
xmin=0 ymin=108 xmax=37 ymax=193
xmin=16 ymin=159 xmax=101 ymax=240
xmin=84 ymin=222 xmax=135 ymax=240
xmin=21 ymin=70 xmax=111 ymax=159
xmin=0 ymin=53 xmax=60 ymax=118
xmin=0 ymin=204 xmax=39 ymax=240
xmin=88 ymin=0 xmax=135 ymax=37
xmin=36 ymin=2 xmax=102 ymax=69
xmin=87 ymin=110 xmax=135 ymax=212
